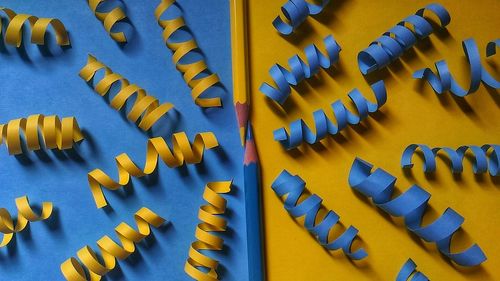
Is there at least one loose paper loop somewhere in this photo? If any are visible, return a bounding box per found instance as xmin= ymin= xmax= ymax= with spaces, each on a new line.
xmin=413 ymin=38 xmax=500 ymax=97
xmin=185 ymin=181 xmax=232 ymax=281
xmin=401 ymin=144 xmax=499 ymax=176
xmin=88 ymin=132 xmax=219 ymax=208
xmin=271 ymin=170 xmax=368 ymax=260
xmin=0 ymin=7 xmax=70 ymax=47
xmin=260 ymin=35 xmax=341 ymax=104
xmin=155 ymin=0 xmax=222 ymax=108
xmin=349 ymin=157 xmax=487 ymax=266
xmin=0 ymin=196 xmax=53 ymax=247
xmin=60 ymin=207 xmax=165 ymax=281
xmin=87 ymin=0 xmax=129 ymax=43
xmin=274 ymin=81 xmax=386 ymax=150
xmin=357 ymin=3 xmax=450 ymax=75
xmin=0 ymin=114 xmax=84 ymax=155
xmin=272 ymin=0 xmax=330 ymax=35
xmin=79 ymin=54 xmax=175 ymax=131
xmin=396 ymin=259 xmax=428 ymax=281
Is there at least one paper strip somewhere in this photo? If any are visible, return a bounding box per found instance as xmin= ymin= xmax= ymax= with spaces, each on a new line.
xmin=349 ymin=157 xmax=487 ymax=266
xmin=0 ymin=114 xmax=84 ymax=155
xmin=60 ymin=207 xmax=166 ymax=281
xmin=413 ymin=38 xmax=500 ymax=97
xmin=401 ymin=144 xmax=499 ymax=176
xmin=396 ymin=259 xmax=428 ymax=281
xmin=357 ymin=3 xmax=450 ymax=75
xmin=184 ymin=181 xmax=232 ymax=281
xmin=271 ymin=170 xmax=368 ymax=260
xmin=87 ymin=0 xmax=129 ymax=43
xmin=259 ymin=35 xmax=341 ymax=105
xmin=0 ymin=7 xmax=70 ymax=47
xmin=88 ymin=132 xmax=219 ymax=208
xmin=274 ymin=81 xmax=386 ymax=150
xmin=79 ymin=54 xmax=175 ymax=131
xmin=0 ymin=196 xmax=53 ymax=247
xmin=155 ymin=0 xmax=222 ymax=108
xmin=272 ymin=0 xmax=330 ymax=35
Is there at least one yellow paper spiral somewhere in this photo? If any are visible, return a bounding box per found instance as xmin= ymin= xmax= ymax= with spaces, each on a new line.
xmin=185 ymin=181 xmax=232 ymax=281
xmin=0 ymin=196 xmax=53 ymax=247
xmin=87 ymin=0 xmax=129 ymax=42
xmin=154 ymin=0 xmax=222 ymax=108
xmin=88 ymin=131 xmax=219 ymax=208
xmin=60 ymin=207 xmax=166 ymax=281
xmin=79 ymin=54 xmax=175 ymax=131
xmin=0 ymin=114 xmax=84 ymax=155
xmin=0 ymin=7 xmax=70 ymax=47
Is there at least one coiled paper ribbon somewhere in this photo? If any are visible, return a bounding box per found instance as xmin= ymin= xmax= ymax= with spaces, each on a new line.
xmin=272 ymin=0 xmax=330 ymax=35
xmin=413 ymin=38 xmax=500 ymax=97
xmin=87 ymin=0 xmax=129 ymax=43
xmin=88 ymin=132 xmax=219 ymax=208
xmin=271 ymin=170 xmax=368 ymax=260
xmin=0 ymin=114 xmax=84 ymax=155
xmin=349 ymin=157 xmax=487 ymax=266
xmin=274 ymin=81 xmax=386 ymax=150
xmin=401 ymin=144 xmax=499 ymax=176
xmin=155 ymin=0 xmax=222 ymax=108
xmin=0 ymin=7 xmax=70 ymax=47
xmin=60 ymin=207 xmax=165 ymax=281
xmin=185 ymin=181 xmax=232 ymax=281
xmin=0 ymin=196 xmax=53 ymax=247
xmin=357 ymin=3 xmax=450 ymax=75
xmin=396 ymin=259 xmax=428 ymax=281
xmin=79 ymin=54 xmax=175 ymax=131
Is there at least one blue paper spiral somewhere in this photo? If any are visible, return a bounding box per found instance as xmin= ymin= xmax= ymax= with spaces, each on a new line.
xmin=271 ymin=170 xmax=368 ymax=260
xmin=401 ymin=144 xmax=499 ymax=176
xmin=259 ymin=35 xmax=341 ymax=105
xmin=413 ymin=39 xmax=500 ymax=97
xmin=357 ymin=3 xmax=451 ymax=75
xmin=274 ymin=80 xmax=386 ymax=150
xmin=396 ymin=259 xmax=428 ymax=281
xmin=272 ymin=0 xmax=330 ymax=35
xmin=349 ymin=157 xmax=487 ymax=266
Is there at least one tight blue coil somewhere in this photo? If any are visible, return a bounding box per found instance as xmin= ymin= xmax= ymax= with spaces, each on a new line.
xmin=272 ymin=0 xmax=330 ymax=35
xmin=259 ymin=35 xmax=341 ymax=105
xmin=401 ymin=144 xmax=499 ymax=176
xmin=357 ymin=3 xmax=450 ymax=75
xmin=349 ymin=157 xmax=487 ymax=266
xmin=396 ymin=259 xmax=428 ymax=281
xmin=271 ymin=170 xmax=368 ymax=260
xmin=413 ymin=39 xmax=500 ymax=97
xmin=274 ymin=80 xmax=386 ymax=150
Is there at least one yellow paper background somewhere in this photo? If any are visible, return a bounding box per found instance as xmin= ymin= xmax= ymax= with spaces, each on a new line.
xmin=246 ymin=0 xmax=500 ymax=280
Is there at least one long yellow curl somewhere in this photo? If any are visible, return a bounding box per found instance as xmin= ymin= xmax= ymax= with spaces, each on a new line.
xmin=0 ymin=114 xmax=84 ymax=155
xmin=185 ymin=181 xmax=232 ymax=281
xmin=87 ymin=0 xmax=128 ymax=42
xmin=0 ymin=196 xmax=53 ymax=247
xmin=60 ymin=207 xmax=166 ymax=281
xmin=88 ymin=131 xmax=219 ymax=208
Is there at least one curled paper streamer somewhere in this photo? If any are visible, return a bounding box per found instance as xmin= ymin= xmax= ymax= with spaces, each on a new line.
xmin=349 ymin=157 xmax=487 ymax=266
xmin=185 ymin=181 xmax=232 ymax=281
xmin=272 ymin=0 xmax=330 ymax=35
xmin=155 ymin=0 xmax=222 ymax=108
xmin=0 ymin=196 xmax=53 ymax=247
xmin=357 ymin=3 xmax=450 ymax=75
xmin=401 ymin=144 xmax=499 ymax=176
xmin=259 ymin=35 xmax=341 ymax=104
xmin=274 ymin=81 xmax=386 ymax=150
xmin=60 ymin=207 xmax=165 ymax=281
xmin=413 ymin=38 xmax=500 ymax=97
xmin=396 ymin=259 xmax=428 ymax=281
xmin=0 ymin=114 xmax=84 ymax=155
xmin=87 ymin=0 xmax=129 ymax=43
xmin=0 ymin=7 xmax=70 ymax=47
xmin=88 ymin=132 xmax=219 ymax=208
xmin=79 ymin=54 xmax=175 ymax=131
xmin=271 ymin=170 xmax=368 ymax=260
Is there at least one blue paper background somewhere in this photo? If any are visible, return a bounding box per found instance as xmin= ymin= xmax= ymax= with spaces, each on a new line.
xmin=0 ymin=0 xmax=248 ymax=280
